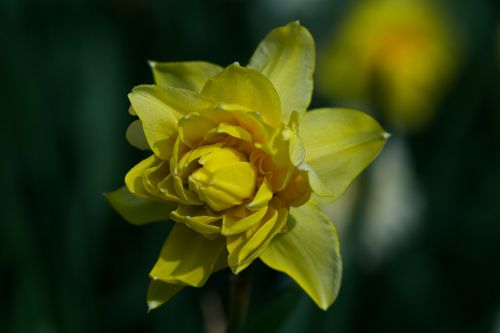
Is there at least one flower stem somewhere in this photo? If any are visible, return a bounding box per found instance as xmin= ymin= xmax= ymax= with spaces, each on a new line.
xmin=227 ymin=270 xmax=252 ymax=333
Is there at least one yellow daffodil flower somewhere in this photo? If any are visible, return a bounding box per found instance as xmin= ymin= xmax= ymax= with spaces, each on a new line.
xmin=318 ymin=0 xmax=460 ymax=131
xmin=106 ymin=22 xmax=388 ymax=311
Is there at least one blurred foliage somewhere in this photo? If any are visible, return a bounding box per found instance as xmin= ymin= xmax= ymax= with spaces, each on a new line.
xmin=0 ymin=0 xmax=499 ymax=332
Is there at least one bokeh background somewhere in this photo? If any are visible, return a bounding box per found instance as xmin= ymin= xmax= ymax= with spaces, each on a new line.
xmin=1 ymin=0 xmax=499 ymax=332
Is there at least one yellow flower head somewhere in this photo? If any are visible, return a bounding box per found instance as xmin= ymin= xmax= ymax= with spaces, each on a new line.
xmin=106 ymin=22 xmax=388 ymax=311
xmin=318 ymin=0 xmax=460 ymax=131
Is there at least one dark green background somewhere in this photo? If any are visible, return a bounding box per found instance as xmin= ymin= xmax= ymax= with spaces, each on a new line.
xmin=1 ymin=0 xmax=499 ymax=332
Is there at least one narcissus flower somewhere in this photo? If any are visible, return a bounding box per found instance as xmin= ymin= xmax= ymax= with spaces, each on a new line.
xmin=106 ymin=22 xmax=387 ymax=311
xmin=318 ymin=0 xmax=460 ymax=131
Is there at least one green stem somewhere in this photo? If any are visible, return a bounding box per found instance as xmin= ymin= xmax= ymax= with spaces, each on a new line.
xmin=227 ymin=270 xmax=252 ymax=333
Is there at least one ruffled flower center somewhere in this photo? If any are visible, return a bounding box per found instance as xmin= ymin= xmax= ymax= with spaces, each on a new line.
xmin=187 ymin=146 xmax=257 ymax=211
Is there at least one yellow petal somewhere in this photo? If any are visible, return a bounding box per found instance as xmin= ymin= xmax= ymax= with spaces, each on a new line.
xmin=143 ymin=160 xmax=170 ymax=197
xmin=125 ymin=154 xmax=161 ymax=198
xmin=190 ymin=162 xmax=257 ymax=212
xmin=149 ymin=61 xmax=223 ymax=92
xmin=199 ymin=104 xmax=279 ymax=149
xmin=177 ymin=144 xmax=222 ymax=178
xmin=170 ymin=204 xmax=221 ymax=237
xmin=300 ymin=108 xmax=388 ymax=199
xmin=128 ymin=86 xmax=178 ymax=160
xmin=150 ymin=224 xmax=227 ymax=287
xmin=248 ymin=21 xmax=315 ymax=123
xmin=246 ymin=178 xmax=273 ymax=210
xmin=157 ymin=174 xmax=181 ymax=202
xmin=172 ymin=174 xmax=204 ymax=205
xmin=210 ymin=163 xmax=257 ymax=199
xmin=222 ymin=206 xmax=268 ymax=236
xmin=265 ymin=116 xmax=305 ymax=192
xmin=287 ymin=111 xmax=306 ymax=166
xmin=260 ymin=202 xmax=342 ymax=310
xmin=129 ymin=85 xmax=212 ymax=160
xmin=198 ymin=147 xmax=247 ymax=171
xmin=132 ymin=85 xmax=213 ymax=119
xmin=204 ymin=123 xmax=253 ymax=144
xmin=227 ymin=207 xmax=288 ymax=274
xmin=169 ymin=135 xmax=190 ymax=175
xmin=267 ymin=126 xmax=300 ymax=189
xmin=178 ymin=112 xmax=218 ymax=147
xmin=201 ymin=63 xmax=282 ymax=128
xmin=104 ymin=186 xmax=174 ymax=225
xmin=297 ymin=163 xmax=333 ymax=198
xmin=126 ymin=119 xmax=149 ymax=150
xmin=147 ymin=279 xmax=183 ymax=311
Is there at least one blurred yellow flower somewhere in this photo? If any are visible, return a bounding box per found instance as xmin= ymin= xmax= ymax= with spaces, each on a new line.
xmin=318 ymin=0 xmax=460 ymax=131
xmin=106 ymin=22 xmax=388 ymax=311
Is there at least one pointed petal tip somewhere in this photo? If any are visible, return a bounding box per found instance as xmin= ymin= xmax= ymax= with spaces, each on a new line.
xmin=317 ymin=299 xmax=331 ymax=311
xmin=230 ymin=265 xmax=243 ymax=275
xmin=259 ymin=203 xmax=342 ymax=311
xmin=383 ymin=132 xmax=391 ymax=140
xmin=147 ymin=60 xmax=157 ymax=68
xmin=147 ymin=299 xmax=164 ymax=312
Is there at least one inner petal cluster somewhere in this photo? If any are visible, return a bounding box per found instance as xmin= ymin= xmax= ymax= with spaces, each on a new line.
xmin=188 ymin=146 xmax=257 ymax=211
